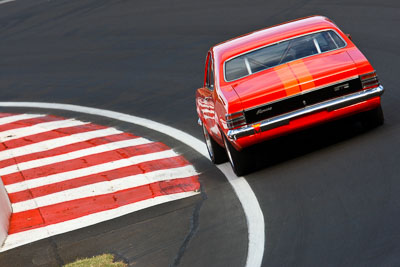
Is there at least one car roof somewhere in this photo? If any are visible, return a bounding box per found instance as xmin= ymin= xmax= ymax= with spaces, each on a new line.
xmin=212 ymin=15 xmax=340 ymax=64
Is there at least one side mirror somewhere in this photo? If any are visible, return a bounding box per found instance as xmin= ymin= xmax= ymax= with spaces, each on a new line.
xmin=346 ymin=33 xmax=352 ymax=40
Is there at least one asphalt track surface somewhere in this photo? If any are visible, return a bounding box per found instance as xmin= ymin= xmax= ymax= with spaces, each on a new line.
xmin=0 ymin=0 xmax=399 ymax=266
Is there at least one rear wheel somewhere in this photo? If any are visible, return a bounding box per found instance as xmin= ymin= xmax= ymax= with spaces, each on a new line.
xmin=360 ymin=105 xmax=384 ymax=129
xmin=223 ymin=135 xmax=250 ymax=176
xmin=202 ymin=124 xmax=227 ymax=164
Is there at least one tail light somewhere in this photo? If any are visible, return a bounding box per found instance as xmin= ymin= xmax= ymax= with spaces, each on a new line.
xmin=360 ymin=71 xmax=380 ymax=89
xmin=226 ymin=111 xmax=246 ymax=129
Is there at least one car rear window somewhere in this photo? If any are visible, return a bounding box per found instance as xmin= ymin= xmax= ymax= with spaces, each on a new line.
xmin=224 ymin=30 xmax=346 ymax=82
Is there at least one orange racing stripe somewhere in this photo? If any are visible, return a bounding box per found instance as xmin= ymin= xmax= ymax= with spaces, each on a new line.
xmin=288 ymin=59 xmax=315 ymax=91
xmin=274 ymin=64 xmax=301 ymax=97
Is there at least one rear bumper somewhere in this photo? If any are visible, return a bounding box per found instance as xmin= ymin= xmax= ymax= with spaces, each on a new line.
xmin=227 ymin=85 xmax=384 ymax=141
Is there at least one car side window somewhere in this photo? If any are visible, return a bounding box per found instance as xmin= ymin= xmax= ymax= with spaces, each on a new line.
xmin=205 ymin=53 xmax=214 ymax=91
xmin=209 ymin=58 xmax=215 ymax=91
xmin=205 ymin=55 xmax=210 ymax=89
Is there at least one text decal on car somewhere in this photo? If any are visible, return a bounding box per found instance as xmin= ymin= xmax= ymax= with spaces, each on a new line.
xmin=256 ymin=106 xmax=273 ymax=115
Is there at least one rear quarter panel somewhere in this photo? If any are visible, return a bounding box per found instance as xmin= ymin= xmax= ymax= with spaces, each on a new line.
xmin=214 ymin=85 xmax=244 ymax=142
xmin=346 ymin=46 xmax=375 ymax=75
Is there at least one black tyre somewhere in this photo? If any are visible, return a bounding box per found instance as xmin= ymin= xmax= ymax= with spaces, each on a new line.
xmin=360 ymin=105 xmax=384 ymax=129
xmin=202 ymin=124 xmax=227 ymax=164
xmin=223 ymin=135 xmax=250 ymax=176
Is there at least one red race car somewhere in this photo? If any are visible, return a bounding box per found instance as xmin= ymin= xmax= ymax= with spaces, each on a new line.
xmin=196 ymin=15 xmax=384 ymax=176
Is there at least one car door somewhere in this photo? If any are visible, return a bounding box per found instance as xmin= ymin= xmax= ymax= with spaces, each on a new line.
xmin=198 ymin=52 xmax=217 ymax=135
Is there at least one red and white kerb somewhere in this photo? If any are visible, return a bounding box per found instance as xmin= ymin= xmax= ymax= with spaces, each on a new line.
xmin=0 ymin=113 xmax=200 ymax=251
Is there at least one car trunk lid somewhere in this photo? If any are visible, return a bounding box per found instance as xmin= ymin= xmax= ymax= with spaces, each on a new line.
xmin=231 ymin=50 xmax=360 ymax=125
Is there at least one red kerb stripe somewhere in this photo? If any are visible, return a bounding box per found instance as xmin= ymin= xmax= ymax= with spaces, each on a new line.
xmin=0 ymin=113 xmax=15 ymax=119
xmin=0 ymin=115 xmax=63 ymax=132
xmin=8 ymin=176 xmax=200 ymax=234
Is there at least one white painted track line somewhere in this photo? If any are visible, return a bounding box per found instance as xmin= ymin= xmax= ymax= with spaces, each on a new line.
xmin=0 ymin=114 xmax=44 ymax=126
xmin=0 ymin=127 xmax=122 ymax=160
xmin=1 ymin=191 xmax=199 ymax=252
xmin=0 ymin=102 xmax=265 ymax=267
xmin=0 ymin=119 xmax=87 ymax=142
xmin=217 ymin=164 xmax=265 ymax=267
xmin=0 ymin=0 xmax=16 ymax=6
xmin=5 ymin=149 xmax=179 ymax=193
xmin=0 ymin=138 xmax=152 ymax=176
xmin=12 ymin=165 xmax=198 ymax=213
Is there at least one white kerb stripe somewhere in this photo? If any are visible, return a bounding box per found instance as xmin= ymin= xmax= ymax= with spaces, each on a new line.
xmin=6 ymin=149 xmax=179 ymax=193
xmin=0 ymin=138 xmax=152 ymax=176
xmin=0 ymin=114 xmax=45 ymax=126
xmin=0 ymin=119 xmax=88 ymax=142
xmin=12 ymin=165 xmax=198 ymax=212
xmin=0 ymin=191 xmax=199 ymax=252
xmin=0 ymin=127 xmax=122 ymax=161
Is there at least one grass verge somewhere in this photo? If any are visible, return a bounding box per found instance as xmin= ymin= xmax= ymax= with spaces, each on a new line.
xmin=63 ymin=254 xmax=127 ymax=267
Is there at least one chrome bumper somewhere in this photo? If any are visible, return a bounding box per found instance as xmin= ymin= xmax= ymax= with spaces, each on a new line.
xmin=227 ymin=85 xmax=384 ymax=140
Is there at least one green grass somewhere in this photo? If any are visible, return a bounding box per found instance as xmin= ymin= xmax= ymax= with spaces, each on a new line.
xmin=64 ymin=254 xmax=127 ymax=267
